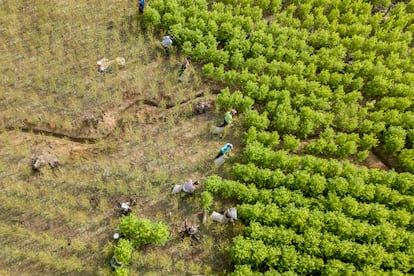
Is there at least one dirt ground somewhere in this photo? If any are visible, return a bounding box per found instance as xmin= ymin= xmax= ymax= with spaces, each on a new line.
xmin=0 ymin=88 xmax=244 ymax=275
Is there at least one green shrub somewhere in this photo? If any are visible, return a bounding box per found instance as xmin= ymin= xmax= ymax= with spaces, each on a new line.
xmin=216 ymin=88 xmax=254 ymax=112
xmin=399 ymin=149 xmax=414 ymax=173
xmin=283 ymin=134 xmax=300 ymax=152
xmin=356 ymin=150 xmax=369 ymax=163
xmin=201 ymin=191 xmax=213 ymax=211
xmin=143 ymin=7 xmax=161 ymax=27
xmin=244 ymin=110 xmax=270 ymax=131
xmin=119 ymin=215 xmax=169 ymax=247
xmin=114 ymin=239 xmax=133 ymax=265
xmin=114 ymin=266 xmax=130 ymax=276
xmin=360 ymin=134 xmax=379 ymax=150
xmin=384 ymin=126 xmax=406 ymax=154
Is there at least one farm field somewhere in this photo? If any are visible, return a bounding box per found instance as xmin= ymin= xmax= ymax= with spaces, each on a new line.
xmin=1 ymin=0 xmax=414 ymax=275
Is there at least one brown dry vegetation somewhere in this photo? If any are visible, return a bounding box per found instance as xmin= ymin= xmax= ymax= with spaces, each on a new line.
xmin=0 ymin=1 xmax=245 ymax=275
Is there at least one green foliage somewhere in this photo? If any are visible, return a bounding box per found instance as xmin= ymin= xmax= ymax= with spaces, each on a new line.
xmin=282 ymin=134 xmax=300 ymax=152
xmin=141 ymin=1 xmax=414 ymax=274
xmin=384 ymin=126 xmax=406 ymax=154
xmin=243 ymin=127 xmax=280 ymax=148
xmin=244 ymin=110 xmax=270 ymax=131
xmin=399 ymin=149 xmax=414 ymax=173
xmin=114 ymin=267 xmax=130 ymax=276
xmin=114 ymin=239 xmax=133 ymax=265
xmin=143 ymin=7 xmax=161 ymax=27
xmin=230 ymin=265 xmax=261 ymax=276
xmin=216 ymin=88 xmax=254 ymax=112
xmin=360 ymin=134 xmax=379 ymax=150
xmin=201 ymin=191 xmax=213 ymax=211
xmin=119 ymin=215 xmax=169 ymax=248
xmin=231 ymin=236 xmax=269 ymax=268
xmin=356 ymin=150 xmax=369 ymax=163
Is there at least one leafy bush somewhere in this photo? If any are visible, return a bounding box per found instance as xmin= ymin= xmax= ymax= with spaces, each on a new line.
xmin=216 ymin=88 xmax=254 ymax=112
xmin=114 ymin=267 xmax=130 ymax=276
xmin=355 ymin=150 xmax=369 ymax=163
xmin=142 ymin=7 xmax=161 ymax=27
xmin=360 ymin=134 xmax=379 ymax=150
xmin=201 ymin=191 xmax=213 ymax=211
xmin=244 ymin=110 xmax=270 ymax=131
xmin=114 ymin=239 xmax=133 ymax=265
xmin=283 ymin=134 xmax=300 ymax=152
xmin=140 ymin=1 xmax=414 ymax=274
xmin=399 ymin=149 xmax=414 ymax=173
xmin=384 ymin=126 xmax=406 ymax=154
xmin=119 ymin=215 xmax=169 ymax=247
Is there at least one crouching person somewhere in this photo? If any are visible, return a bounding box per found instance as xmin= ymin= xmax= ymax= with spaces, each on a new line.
xmin=211 ymin=207 xmax=237 ymax=223
xmin=172 ymin=179 xmax=200 ymax=195
xmin=119 ymin=202 xmax=132 ymax=216
xmin=224 ymin=207 xmax=237 ymax=223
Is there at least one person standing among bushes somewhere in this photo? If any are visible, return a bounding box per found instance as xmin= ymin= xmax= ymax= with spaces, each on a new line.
xmin=215 ymin=143 xmax=233 ymax=159
xmin=218 ymin=109 xmax=237 ymax=128
xmin=178 ymin=56 xmax=191 ymax=81
xmin=161 ymin=35 xmax=174 ymax=56
xmin=137 ymin=0 xmax=145 ymax=13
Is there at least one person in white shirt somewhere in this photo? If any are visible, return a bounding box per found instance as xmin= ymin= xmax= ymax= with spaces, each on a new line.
xmin=161 ymin=35 xmax=174 ymax=56
xmin=120 ymin=202 xmax=131 ymax=215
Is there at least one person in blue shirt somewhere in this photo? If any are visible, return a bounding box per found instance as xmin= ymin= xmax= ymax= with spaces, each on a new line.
xmin=215 ymin=143 xmax=233 ymax=159
xmin=137 ymin=0 xmax=145 ymax=13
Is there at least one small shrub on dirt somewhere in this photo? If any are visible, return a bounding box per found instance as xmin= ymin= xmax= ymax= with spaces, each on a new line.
xmin=356 ymin=150 xmax=370 ymax=163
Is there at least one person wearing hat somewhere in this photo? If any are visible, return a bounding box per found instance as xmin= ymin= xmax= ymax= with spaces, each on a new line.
xmin=215 ymin=143 xmax=233 ymax=159
xmin=161 ymin=35 xmax=174 ymax=56
xmin=97 ymin=61 xmax=105 ymax=73
xmin=182 ymin=179 xmax=200 ymax=194
xmin=219 ymin=109 xmax=237 ymax=127
xmin=224 ymin=207 xmax=237 ymax=223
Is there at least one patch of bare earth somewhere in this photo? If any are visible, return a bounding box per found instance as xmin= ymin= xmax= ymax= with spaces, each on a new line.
xmin=360 ymin=151 xmax=389 ymax=170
